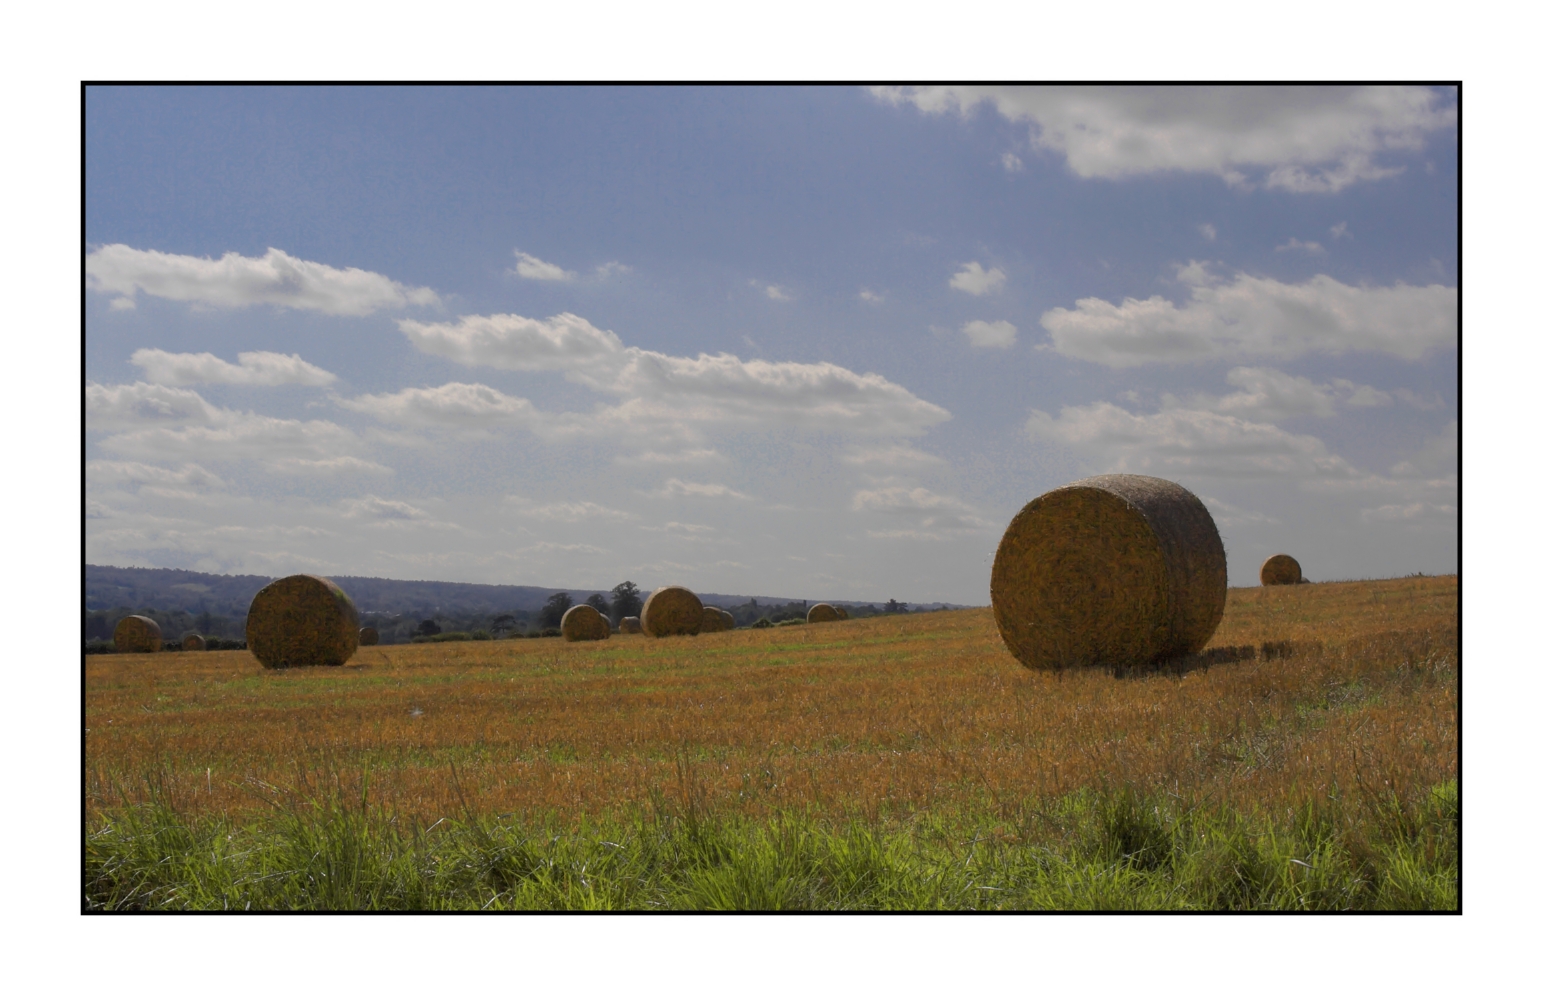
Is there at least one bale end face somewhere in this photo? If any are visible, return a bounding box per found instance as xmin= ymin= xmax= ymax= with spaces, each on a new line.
xmin=641 ymin=586 xmax=703 ymax=637
xmin=359 ymin=627 xmax=380 ymax=646
xmin=246 ymin=574 xmax=360 ymax=669
xmin=618 ymin=616 xmax=642 ymax=634
xmin=114 ymin=615 xmax=163 ymax=654
xmin=807 ymin=603 xmax=841 ymax=624
xmin=1260 ymin=554 xmax=1303 ymax=586
xmin=561 ymin=604 xmax=612 ymax=642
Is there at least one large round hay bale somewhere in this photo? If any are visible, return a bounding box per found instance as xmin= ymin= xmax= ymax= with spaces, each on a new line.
xmin=835 ymin=606 xmax=849 ymax=620
xmin=1260 ymin=554 xmax=1303 ymax=586
xmin=990 ymin=474 xmax=1227 ymax=670
xmin=807 ymin=603 xmax=840 ymax=624
xmin=641 ymin=585 xmax=703 ymax=637
xmin=245 ymin=574 xmax=360 ymax=669
xmin=359 ymin=626 xmax=380 ymax=646
xmin=698 ymin=606 xmax=729 ymax=633
xmin=619 ymin=616 xmax=642 ymax=634
xmin=561 ymin=604 xmax=611 ymax=642
xmin=180 ymin=632 xmax=206 ymax=652
xmin=113 ymin=615 xmax=162 ymax=653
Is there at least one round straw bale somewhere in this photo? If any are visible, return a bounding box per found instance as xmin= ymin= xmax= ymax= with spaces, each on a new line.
xmin=246 ymin=574 xmax=360 ymax=669
xmin=641 ymin=585 xmax=703 ymax=637
xmin=807 ymin=603 xmax=841 ymax=624
xmin=113 ymin=615 xmax=162 ymax=653
xmin=715 ymin=607 xmax=737 ymax=629
xmin=180 ymin=632 xmax=206 ymax=652
xmin=561 ymin=604 xmax=612 ymax=642
xmin=698 ymin=606 xmax=730 ymax=633
xmin=1259 ymin=554 xmax=1303 ymax=586
xmin=359 ymin=627 xmax=380 ymax=646
xmin=619 ymin=616 xmax=642 ymax=634
xmin=990 ymin=474 xmax=1227 ymax=670
xmin=835 ymin=606 xmax=849 ymax=620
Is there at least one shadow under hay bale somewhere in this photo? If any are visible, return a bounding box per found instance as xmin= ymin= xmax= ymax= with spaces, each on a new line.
xmin=1260 ymin=554 xmax=1304 ymax=586
xmin=641 ymin=586 xmax=703 ymax=637
xmin=806 ymin=603 xmax=840 ymax=624
xmin=113 ymin=615 xmax=162 ymax=654
xmin=359 ymin=627 xmax=379 ymax=646
xmin=618 ymin=616 xmax=642 ymax=634
xmin=699 ymin=606 xmax=732 ymax=633
xmin=180 ymin=632 xmax=206 ymax=652
xmin=246 ymin=574 xmax=360 ymax=669
xmin=561 ymin=604 xmax=611 ymax=642
xmin=990 ymin=474 xmax=1227 ymax=671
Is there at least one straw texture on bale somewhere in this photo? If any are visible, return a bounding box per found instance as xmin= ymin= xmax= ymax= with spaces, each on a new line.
xmin=835 ymin=606 xmax=849 ymax=620
xmin=990 ymin=474 xmax=1227 ymax=671
xmin=618 ymin=616 xmax=642 ymax=634
xmin=245 ymin=574 xmax=360 ymax=669
xmin=113 ymin=615 xmax=162 ymax=654
xmin=561 ymin=604 xmax=612 ymax=642
xmin=698 ymin=606 xmax=731 ymax=633
xmin=1260 ymin=554 xmax=1303 ymax=586
xmin=806 ymin=603 xmax=841 ymax=624
xmin=180 ymin=632 xmax=206 ymax=652
xmin=641 ymin=586 xmax=703 ymax=637
xmin=359 ymin=627 xmax=380 ymax=646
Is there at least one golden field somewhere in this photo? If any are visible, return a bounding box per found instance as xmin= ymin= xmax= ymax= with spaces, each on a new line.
xmin=86 ymin=575 xmax=1457 ymax=827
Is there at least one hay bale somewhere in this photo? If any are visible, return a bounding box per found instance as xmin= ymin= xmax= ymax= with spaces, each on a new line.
xmin=359 ymin=627 xmax=380 ymax=646
xmin=245 ymin=574 xmax=360 ymax=669
xmin=180 ymin=632 xmax=206 ymax=652
xmin=619 ymin=616 xmax=642 ymax=634
xmin=698 ymin=606 xmax=731 ymax=633
xmin=113 ymin=615 xmax=162 ymax=654
xmin=561 ymin=604 xmax=611 ymax=642
xmin=641 ymin=585 xmax=703 ymax=637
xmin=716 ymin=607 xmax=737 ymax=629
xmin=1260 ymin=554 xmax=1303 ymax=586
xmin=990 ymin=474 xmax=1227 ymax=670
xmin=807 ymin=603 xmax=841 ymax=624
xmin=835 ymin=606 xmax=849 ymax=620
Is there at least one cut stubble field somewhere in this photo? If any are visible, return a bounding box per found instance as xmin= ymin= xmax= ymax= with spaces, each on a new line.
xmin=85 ymin=575 xmax=1457 ymax=910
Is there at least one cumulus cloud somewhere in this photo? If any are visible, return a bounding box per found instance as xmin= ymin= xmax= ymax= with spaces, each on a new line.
xmin=131 ymin=349 xmax=337 ymax=387
xmin=85 ymin=245 xmax=439 ymax=314
xmin=594 ymin=261 xmax=632 ymax=279
xmin=511 ymin=251 xmax=576 ymax=281
xmin=339 ymin=382 xmax=543 ymax=431
xmin=1164 ymin=367 xmax=1392 ymax=422
xmin=841 ymin=444 xmax=945 ymax=470
xmin=86 ymin=460 xmax=225 ymax=490
xmin=763 ymin=284 xmax=791 ymax=301
xmin=505 ymin=497 xmax=638 ymax=522
xmin=340 ymin=496 xmax=429 ymax=520
xmin=961 ymin=319 xmax=1017 ymax=349
xmin=852 ymin=486 xmax=990 ymax=538
xmin=651 ymin=479 xmax=751 ymax=500
xmin=949 ymin=262 xmax=1006 ymax=295
xmin=1197 ymin=223 xmax=1217 ymax=241
xmin=1001 ymin=152 xmax=1025 ymax=173
xmin=267 ymin=456 xmax=393 ymax=477
xmin=859 ymin=289 xmax=884 ymax=304
xmin=87 ymin=381 xmax=220 ymax=427
xmin=394 ymin=311 xmax=950 ymax=436
xmin=873 ymin=85 xmax=1454 ymax=192
xmin=1039 ymin=270 xmax=1455 ymax=366
xmin=1330 ymin=222 xmax=1352 ymax=240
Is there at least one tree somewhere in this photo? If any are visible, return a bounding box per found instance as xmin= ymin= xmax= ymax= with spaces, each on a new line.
xmin=884 ymin=599 xmax=908 ymax=614
xmin=540 ymin=592 xmax=573 ymax=630
xmin=609 ymin=581 xmax=642 ymax=623
xmin=416 ymin=618 xmax=442 ymax=636
xmin=585 ymin=592 xmax=611 ymax=617
xmin=491 ymin=614 xmax=517 ymax=635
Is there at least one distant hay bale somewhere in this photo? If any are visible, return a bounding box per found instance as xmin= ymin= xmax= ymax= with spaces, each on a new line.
xmin=113 ymin=615 xmax=162 ymax=654
xmin=641 ymin=585 xmax=703 ymax=637
xmin=715 ymin=607 xmax=737 ymax=629
xmin=246 ymin=574 xmax=360 ymax=669
xmin=835 ymin=606 xmax=849 ymax=620
xmin=1260 ymin=554 xmax=1303 ymax=586
xmin=619 ymin=616 xmax=642 ymax=634
xmin=359 ymin=627 xmax=380 ymax=646
xmin=990 ymin=474 xmax=1227 ymax=671
xmin=561 ymin=604 xmax=612 ymax=642
xmin=807 ymin=603 xmax=841 ymax=624
xmin=180 ymin=632 xmax=206 ymax=652
xmin=698 ymin=606 xmax=731 ymax=633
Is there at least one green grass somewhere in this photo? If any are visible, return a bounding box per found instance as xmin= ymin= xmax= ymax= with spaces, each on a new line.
xmin=85 ymin=780 xmax=1456 ymax=911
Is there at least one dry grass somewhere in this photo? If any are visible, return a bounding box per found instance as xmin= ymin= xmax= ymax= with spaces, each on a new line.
xmin=86 ymin=575 xmax=1455 ymax=833
xmin=641 ymin=586 xmax=703 ymax=637
xmin=113 ymin=615 xmax=162 ymax=654
xmin=245 ymin=575 xmax=360 ymax=669
xmin=561 ymin=604 xmax=611 ymax=642
xmin=1262 ymin=554 xmax=1304 ymax=586
xmin=990 ymin=475 xmax=1227 ymax=671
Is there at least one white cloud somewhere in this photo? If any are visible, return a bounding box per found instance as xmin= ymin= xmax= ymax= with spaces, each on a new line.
xmin=1001 ymin=152 xmax=1024 ymax=173
xmin=1330 ymin=221 xmax=1352 ymax=240
xmin=1163 ymin=367 xmax=1390 ymax=421
xmin=505 ymin=497 xmax=638 ymax=522
xmin=961 ymin=319 xmax=1018 ymax=349
xmin=873 ymin=85 xmax=1454 ymax=192
xmin=1026 ymin=401 xmax=1357 ymax=480
xmin=267 ymin=456 xmax=393 ymax=477
xmin=640 ymin=521 xmax=716 ymax=535
xmin=1361 ymin=502 xmax=1456 ymax=523
xmin=859 ymin=289 xmax=884 ymax=304
xmin=517 ymin=541 xmax=607 ymax=555
xmin=130 ymin=348 xmax=337 ymax=387
xmin=949 ymin=262 xmax=1006 ymax=295
xmin=652 ymin=479 xmax=750 ymax=500
xmin=85 ymin=245 xmax=439 ymax=314
xmin=1197 ymin=223 xmax=1217 ymax=241
xmin=1275 ymin=238 xmax=1326 ymax=254
xmin=339 ymin=382 xmax=543 ymax=431
xmin=1198 ymin=495 xmax=1280 ymax=528
xmin=763 ymin=284 xmax=791 ymax=301
xmin=1039 ymin=270 xmax=1455 ymax=367
xmin=86 ymin=460 xmax=225 ymax=490
xmin=340 ymin=496 xmax=430 ymax=520
xmin=86 ymin=381 xmax=220 ymax=427
xmin=852 ymin=486 xmax=989 ymax=537
xmin=614 ymin=448 xmax=725 ymax=467
xmin=395 ymin=311 xmax=950 ymax=436
xmin=841 ymin=444 xmax=945 ymax=470
xmin=1390 ymin=420 xmax=1457 ymax=477
xmin=594 ymin=261 xmax=632 ymax=279
xmin=511 ymin=251 xmax=576 ymax=281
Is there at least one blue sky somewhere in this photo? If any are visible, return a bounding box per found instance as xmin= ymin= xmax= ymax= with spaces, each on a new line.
xmin=85 ymin=86 xmax=1457 ymax=602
